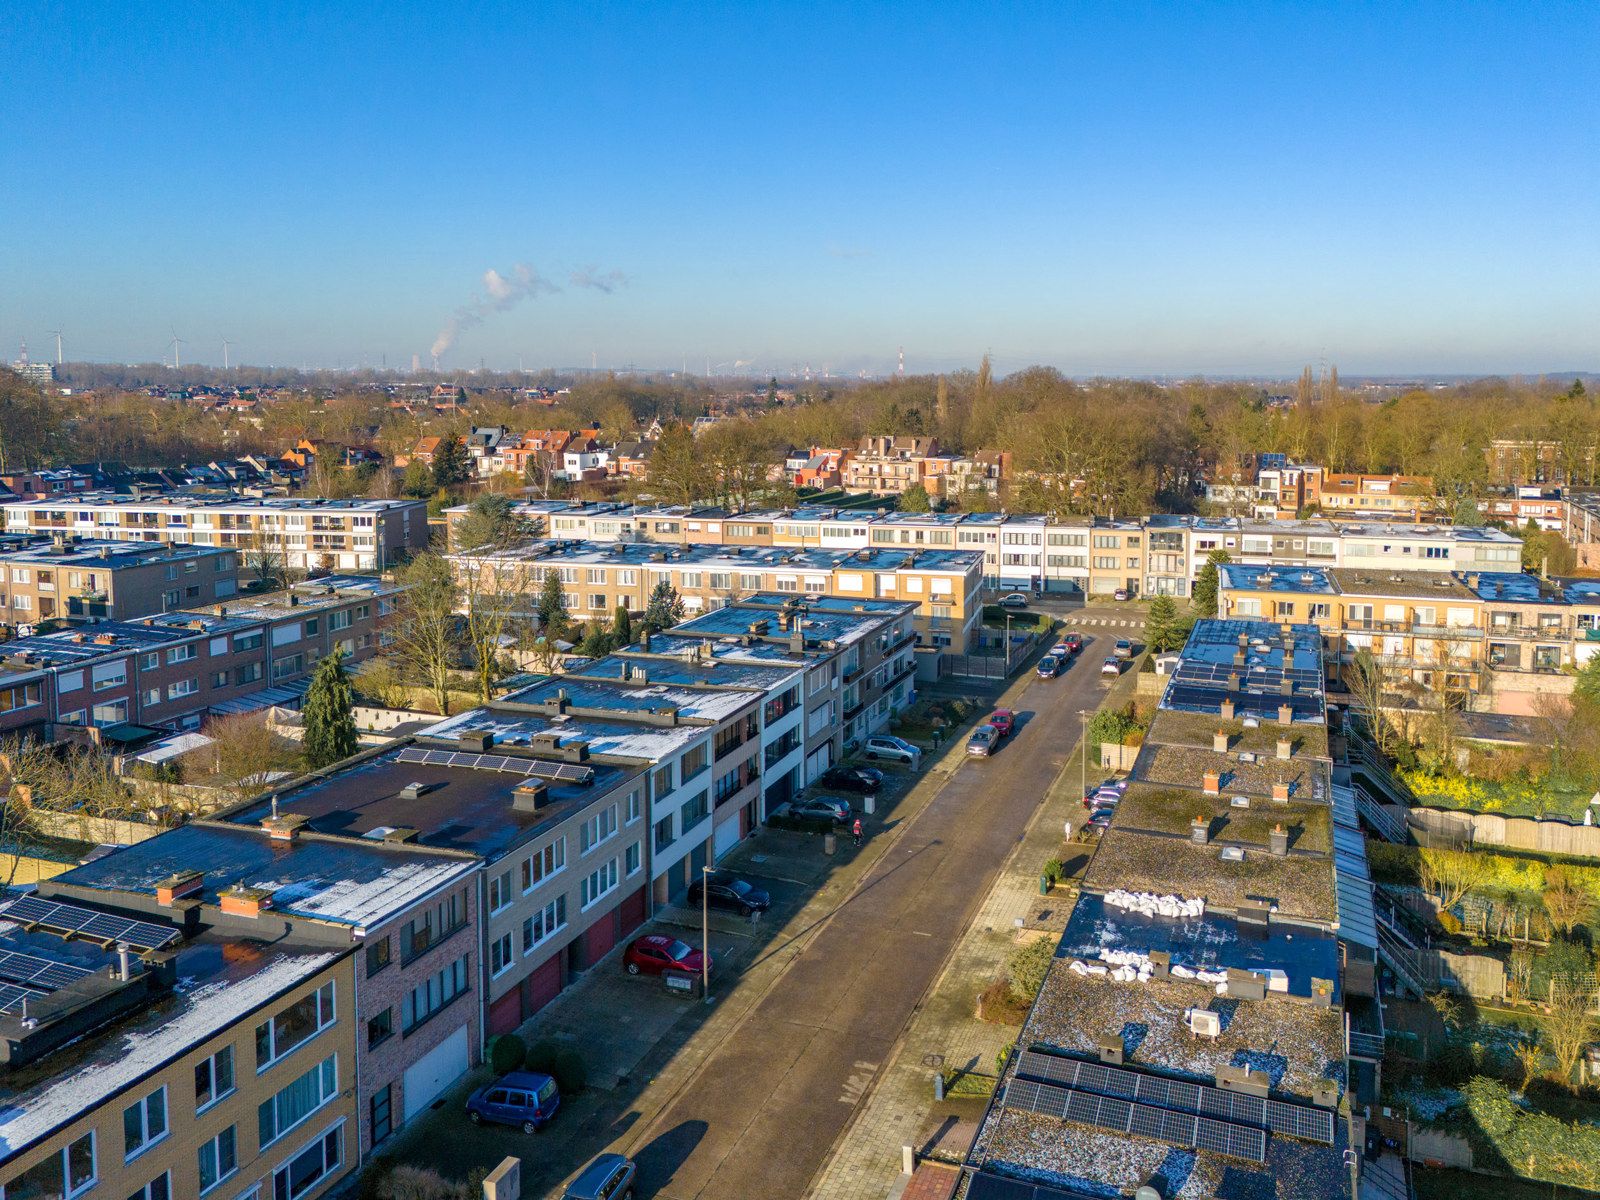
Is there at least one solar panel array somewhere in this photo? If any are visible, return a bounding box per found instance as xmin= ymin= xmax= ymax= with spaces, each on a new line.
xmin=397 ymin=747 xmax=594 ymax=784
xmin=1002 ymin=1078 xmax=1267 ymax=1164
xmin=1015 ymin=1050 xmax=1334 ymax=1145
xmin=4 ymin=896 xmax=179 ymax=951
xmin=0 ymin=948 xmax=93 ymax=992
xmin=0 ymin=982 xmax=42 ymax=1014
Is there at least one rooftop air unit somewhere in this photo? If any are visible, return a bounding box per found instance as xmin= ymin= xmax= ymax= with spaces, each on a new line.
xmin=1185 ymin=1008 xmax=1221 ymax=1040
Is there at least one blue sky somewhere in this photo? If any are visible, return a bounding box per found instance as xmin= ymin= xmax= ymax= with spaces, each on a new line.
xmin=2 ymin=1 xmax=1595 ymax=376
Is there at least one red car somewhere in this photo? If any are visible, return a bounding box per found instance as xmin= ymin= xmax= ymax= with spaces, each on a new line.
xmin=624 ymin=934 xmax=711 ymax=979
xmin=988 ymin=709 xmax=1015 ymax=737
xmin=1062 ymin=633 xmax=1084 ymax=654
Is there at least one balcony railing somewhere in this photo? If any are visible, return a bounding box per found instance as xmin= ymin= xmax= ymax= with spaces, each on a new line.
xmin=1484 ymin=623 xmax=1573 ymax=642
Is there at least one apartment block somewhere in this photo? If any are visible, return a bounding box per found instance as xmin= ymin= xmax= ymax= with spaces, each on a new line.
xmin=0 ymin=538 xmax=241 ymax=629
xmin=842 ymin=435 xmax=940 ymax=494
xmin=2 ymin=495 xmax=428 ymax=572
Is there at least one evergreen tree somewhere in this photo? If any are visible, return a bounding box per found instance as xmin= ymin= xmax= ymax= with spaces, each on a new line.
xmin=899 ymin=483 xmax=932 ymax=512
xmin=431 ymin=436 xmax=471 ymax=490
xmin=611 ymin=605 xmax=633 ymax=646
xmin=642 ymin=580 xmax=686 ymax=632
xmin=400 ymin=458 xmax=434 ymax=498
xmin=1191 ymin=549 xmax=1231 ymax=619
xmin=1146 ymin=595 xmax=1179 ymax=651
xmin=302 ymin=651 xmax=357 ymax=769
xmin=577 ymin=623 xmax=614 ymax=658
xmin=536 ymin=569 xmax=569 ymax=639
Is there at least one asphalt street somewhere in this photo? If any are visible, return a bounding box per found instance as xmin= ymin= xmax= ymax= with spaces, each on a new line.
xmin=629 ymin=630 xmax=1119 ymax=1199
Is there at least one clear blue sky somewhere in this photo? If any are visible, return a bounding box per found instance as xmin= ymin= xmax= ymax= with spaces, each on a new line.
xmin=3 ymin=1 xmax=1595 ymax=377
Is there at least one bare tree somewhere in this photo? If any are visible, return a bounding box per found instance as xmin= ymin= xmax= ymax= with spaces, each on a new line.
xmin=241 ymin=527 xmax=290 ymax=591
xmin=1542 ymin=980 xmax=1595 ymax=1084
xmin=460 ymin=556 xmax=532 ymax=702
xmin=390 ymin=552 xmax=462 ymax=716
xmin=1543 ymin=866 xmax=1592 ymax=937
xmin=1347 ymin=648 xmax=1400 ymax=759
xmin=192 ymin=712 xmax=300 ymax=805
xmin=1418 ymin=845 xmax=1490 ymax=910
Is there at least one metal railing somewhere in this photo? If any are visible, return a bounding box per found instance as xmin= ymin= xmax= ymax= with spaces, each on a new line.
xmin=1355 ymin=782 xmax=1410 ymax=844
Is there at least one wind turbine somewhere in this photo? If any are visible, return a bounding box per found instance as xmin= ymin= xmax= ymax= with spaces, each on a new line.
xmin=169 ymin=329 xmax=185 ymax=370
xmin=222 ymin=339 xmax=233 ymax=370
xmin=47 ymin=331 xmax=62 ymax=365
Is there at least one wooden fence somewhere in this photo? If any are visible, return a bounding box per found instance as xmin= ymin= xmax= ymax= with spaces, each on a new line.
xmin=1408 ymin=806 xmax=1600 ymax=859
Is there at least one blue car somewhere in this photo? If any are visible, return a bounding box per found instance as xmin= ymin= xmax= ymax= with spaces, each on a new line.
xmin=466 ymin=1070 xmax=561 ymax=1132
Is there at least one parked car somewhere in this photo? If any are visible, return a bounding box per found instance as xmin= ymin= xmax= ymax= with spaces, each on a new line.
xmin=466 ymin=1070 xmax=561 ymax=1133
xmin=563 ymin=1153 xmax=637 ymax=1200
xmin=864 ymin=735 xmax=921 ymax=767
xmin=1100 ymin=657 xmax=1121 ymax=676
xmin=1114 ymin=639 xmax=1133 ymax=658
xmin=988 ymin=709 xmax=1016 ymax=737
xmin=624 ymin=934 xmax=710 ymax=978
xmin=789 ymin=795 xmax=854 ymax=824
xmin=1036 ymin=655 xmax=1062 ymax=680
xmin=1113 ymin=589 xmax=1130 ymax=601
xmin=966 ymin=724 xmax=1001 ymax=757
xmin=1088 ymin=808 xmax=1115 ymax=830
xmin=998 ymin=592 xmax=1030 ymax=608
xmin=1062 ymin=632 xmax=1084 ymax=653
xmin=688 ymin=873 xmax=771 ymax=916
xmin=819 ymin=764 xmax=884 ymax=793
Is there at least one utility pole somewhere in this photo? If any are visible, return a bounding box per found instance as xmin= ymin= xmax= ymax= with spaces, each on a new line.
xmin=701 ymin=864 xmax=713 ymax=999
xmin=1080 ymin=709 xmax=1091 ymax=800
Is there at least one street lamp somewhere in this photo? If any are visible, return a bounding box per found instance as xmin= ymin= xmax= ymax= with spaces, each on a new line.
xmin=1080 ymin=709 xmax=1091 ymax=802
xmin=700 ymin=864 xmax=713 ymax=999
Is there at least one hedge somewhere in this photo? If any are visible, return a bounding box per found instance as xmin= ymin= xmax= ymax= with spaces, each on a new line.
xmin=1368 ymin=842 xmax=1600 ymax=903
xmin=1449 ymin=1077 xmax=1600 ymax=1191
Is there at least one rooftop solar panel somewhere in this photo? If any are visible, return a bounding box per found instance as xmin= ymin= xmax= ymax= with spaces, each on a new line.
xmin=397 ymin=746 xmax=594 ymax=784
xmin=0 ymin=982 xmax=43 ymax=1014
xmin=4 ymin=896 xmax=179 ymax=951
xmin=1001 ymin=1079 xmax=1263 ymax=1162
xmin=0 ymin=948 xmax=93 ymax=992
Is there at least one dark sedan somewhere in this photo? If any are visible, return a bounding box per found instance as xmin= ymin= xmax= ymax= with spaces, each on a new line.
xmin=688 ymin=873 xmax=772 ymax=915
xmin=819 ymin=765 xmax=884 ymax=793
xmin=789 ymin=796 xmax=854 ymax=824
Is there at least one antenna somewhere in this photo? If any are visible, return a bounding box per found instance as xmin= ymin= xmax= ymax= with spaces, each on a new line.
xmin=591 ymin=350 xmax=597 ymax=370
xmin=897 ymin=346 xmax=905 ymax=377
xmin=48 ymin=331 xmax=62 ymax=365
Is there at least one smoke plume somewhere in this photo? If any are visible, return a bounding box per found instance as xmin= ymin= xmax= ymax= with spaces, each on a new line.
xmin=431 ymin=263 xmax=554 ymax=360
xmin=570 ymin=266 xmax=629 ymax=294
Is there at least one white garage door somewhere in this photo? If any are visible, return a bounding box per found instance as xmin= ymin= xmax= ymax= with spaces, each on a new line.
xmin=403 ymin=1025 xmax=469 ymax=1122
xmin=713 ymin=815 xmax=740 ymax=860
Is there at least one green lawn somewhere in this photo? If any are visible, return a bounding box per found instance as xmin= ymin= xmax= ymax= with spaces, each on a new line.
xmin=1414 ymin=1165 xmax=1600 ymax=1200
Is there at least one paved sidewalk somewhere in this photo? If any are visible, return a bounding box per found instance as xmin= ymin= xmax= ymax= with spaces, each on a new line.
xmin=805 ymin=664 xmax=1145 ymax=1200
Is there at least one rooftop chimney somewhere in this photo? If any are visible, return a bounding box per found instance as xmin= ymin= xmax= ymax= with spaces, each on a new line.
xmin=261 ymin=812 xmax=309 ymax=842
xmin=512 ymin=782 xmax=549 ymax=813
xmin=1269 ymin=823 xmax=1289 ymax=856
xmin=1191 ymin=815 xmax=1210 ymax=844
xmin=1096 ymin=1035 xmax=1124 ymax=1066
xmin=1278 ymin=703 xmax=1294 ymax=726
xmin=1276 ymin=736 xmax=1293 ymax=761
xmin=156 ymin=869 xmax=204 ymax=906
xmin=1219 ymin=698 xmax=1235 ymax=720
xmin=1202 ymin=771 xmax=1220 ymax=796
xmin=1212 ymin=731 xmax=1229 ymax=753
xmin=220 ymin=884 xmax=273 ymax=919
xmin=1226 ymin=672 xmax=1239 ymax=690
xmin=1237 ymin=632 xmax=1248 ymax=649
xmin=1272 ymin=781 xmax=1291 ymax=802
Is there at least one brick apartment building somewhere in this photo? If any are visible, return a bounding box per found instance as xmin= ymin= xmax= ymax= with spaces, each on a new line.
xmin=0 ymin=538 xmax=241 ymax=630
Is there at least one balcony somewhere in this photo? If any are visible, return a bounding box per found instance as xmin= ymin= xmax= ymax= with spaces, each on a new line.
xmin=1484 ymin=623 xmax=1573 ymax=642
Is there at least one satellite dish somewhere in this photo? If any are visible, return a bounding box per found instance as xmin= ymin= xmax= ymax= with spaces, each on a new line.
xmin=1136 ymin=1188 xmax=1162 ymax=1200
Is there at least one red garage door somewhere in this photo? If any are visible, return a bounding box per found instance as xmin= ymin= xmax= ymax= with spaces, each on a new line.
xmin=488 ymin=989 xmax=521 ymax=1037
xmin=583 ymin=913 xmax=619 ymax=965
xmin=618 ymin=886 xmax=647 ymax=936
xmin=522 ymin=951 xmax=563 ymax=1020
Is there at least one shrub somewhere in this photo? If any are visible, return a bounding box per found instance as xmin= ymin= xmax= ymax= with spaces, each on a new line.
xmin=551 ymin=1047 xmax=587 ymax=1094
xmin=978 ymin=977 xmax=1029 ymax=1025
xmin=1007 ymin=936 xmax=1056 ymax=1005
xmin=1453 ymin=1076 xmax=1600 ymax=1191
xmin=489 ymin=1033 xmax=525 ymax=1075
xmin=996 ymin=1040 xmax=1017 ymax=1076
xmin=524 ymin=1037 xmax=561 ymax=1074
xmin=1042 ymin=858 xmax=1064 ymax=886
xmin=1437 ymin=910 xmax=1463 ymax=935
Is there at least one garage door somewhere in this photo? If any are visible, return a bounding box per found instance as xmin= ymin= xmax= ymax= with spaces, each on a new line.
xmin=583 ymin=914 xmax=618 ymax=965
xmin=403 ymin=1025 xmax=469 ymax=1122
xmin=524 ymin=952 xmax=563 ymax=1019
xmin=713 ymin=815 xmax=740 ymax=860
xmin=617 ymin=886 xmax=647 ymax=937
xmin=488 ymin=990 xmax=521 ymax=1037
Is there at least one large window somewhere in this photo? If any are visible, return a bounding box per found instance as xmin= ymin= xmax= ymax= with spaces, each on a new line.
xmin=371 ymin=1087 xmax=393 ymax=1148
xmin=579 ymin=805 xmax=617 ymax=854
xmin=197 ymin=1126 xmax=236 ymax=1195
xmin=258 ymin=1056 xmax=337 ymax=1148
xmin=7 ymin=1132 xmax=95 ymax=1200
xmin=271 ymin=1123 xmax=341 ymax=1200
xmin=123 ymin=1085 xmax=169 ymax=1160
xmin=490 ymin=933 xmax=514 ymax=977
xmin=580 ymin=859 xmax=618 ymax=910
xmin=127 ymin=1172 xmax=170 ymax=1200
xmin=521 ymin=839 xmax=565 ymax=891
xmin=679 ymin=791 xmax=708 ymax=833
xmin=194 ymin=1046 xmax=235 ymax=1113
xmin=654 ymin=814 xmax=675 ymax=853
xmin=400 ymin=891 xmax=466 ymax=962
xmin=401 ymin=955 xmax=468 ymax=1032
xmin=255 ymin=981 xmax=336 ymax=1070
xmin=679 ymin=744 xmax=708 ymax=781
xmin=0 ymin=681 xmax=41 ymax=713
xmin=365 ymin=937 xmax=391 ymax=978
xmin=522 ymin=897 xmax=567 ymax=952
xmin=488 ymin=869 xmax=513 ymax=914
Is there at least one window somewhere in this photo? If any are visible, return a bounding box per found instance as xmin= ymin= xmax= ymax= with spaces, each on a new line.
xmin=255 ymin=981 xmax=336 ymax=1070
xmin=258 ymin=1055 xmax=337 ymax=1148
xmin=195 ymin=1046 xmax=235 ymax=1113
xmin=371 ymin=1085 xmax=393 ymax=1147
xmin=488 ymin=869 xmax=514 ymax=913
xmin=400 ymin=890 xmax=465 ymax=961
xmin=367 ymin=1007 xmax=394 ymax=1049
xmin=92 ymin=662 xmax=127 ymax=691
xmin=92 ymin=700 xmax=129 ymax=727
xmin=167 ymin=644 xmax=198 ymax=664
xmin=7 ymin=1131 xmax=96 ymax=1200
xmin=521 ymin=838 xmax=565 ymax=891
xmin=491 ymin=933 xmax=514 ymax=976
xmin=211 ymin=671 xmax=229 ymax=688
xmin=522 ymin=896 xmax=567 ymax=952
xmin=625 ymin=842 xmax=641 ymax=876
xmin=679 ymin=744 xmax=708 ymax=781
xmin=581 ymin=859 xmax=619 ymax=909
xmin=168 ymin=678 xmax=199 ymax=700
xmin=579 ymin=804 xmax=617 ymax=853
xmin=625 ymin=788 xmax=642 ymax=824
xmin=273 ymin=653 xmax=304 ymax=681
xmin=365 ymin=936 xmax=391 ymax=977
xmin=654 ymin=814 xmax=674 ymax=851
xmin=652 ymin=764 xmax=673 ymax=795
xmin=273 ymin=1124 xmax=341 ymax=1200
xmin=127 ymin=1172 xmax=171 ymax=1200
xmin=143 ymin=687 xmax=161 ymax=707
xmin=234 ymin=662 xmax=264 ymax=685
xmin=401 ymin=955 xmax=468 ymax=1032
xmin=198 ymin=1127 xmax=236 ymax=1195
xmin=233 ymin=631 xmax=264 ymax=652
xmin=679 ymin=791 xmax=709 ymax=832
xmin=328 ymin=609 xmax=352 ymax=632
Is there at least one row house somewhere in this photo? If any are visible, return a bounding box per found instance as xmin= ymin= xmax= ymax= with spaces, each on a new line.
xmin=788 ymin=447 xmax=850 ymax=490
xmin=0 ymin=538 xmax=241 ymax=629
xmin=0 ymin=577 xmax=399 ymax=738
xmin=1480 ymin=487 xmax=1564 ymax=532
xmin=2 ymin=494 xmax=428 ymax=573
xmin=449 ymin=540 xmax=982 ymax=650
xmin=1315 ymin=474 xmax=1436 ymax=522
xmin=0 ymin=810 xmax=487 ymax=1200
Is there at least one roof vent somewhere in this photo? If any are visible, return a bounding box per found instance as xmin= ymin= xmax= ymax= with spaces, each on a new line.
xmin=398 ymin=781 xmax=438 ymax=800
xmin=1312 ymin=1079 xmax=1340 ymax=1107
xmin=512 ymin=781 xmax=549 ymax=813
xmin=1219 ymin=846 xmax=1246 ymax=863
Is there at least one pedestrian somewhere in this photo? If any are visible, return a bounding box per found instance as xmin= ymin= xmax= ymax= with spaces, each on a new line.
xmin=852 ymin=816 xmax=863 ymax=848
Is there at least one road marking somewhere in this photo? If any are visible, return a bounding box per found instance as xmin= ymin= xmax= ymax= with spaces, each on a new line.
xmin=839 ymin=1060 xmax=879 ymax=1106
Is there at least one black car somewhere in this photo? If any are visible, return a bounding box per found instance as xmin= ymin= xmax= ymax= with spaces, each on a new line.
xmin=789 ymin=796 xmax=854 ymax=824
xmin=687 ymin=874 xmax=772 ymax=915
xmin=818 ymin=765 xmax=884 ymax=794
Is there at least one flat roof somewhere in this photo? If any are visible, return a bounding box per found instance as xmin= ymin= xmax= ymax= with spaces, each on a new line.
xmin=0 ymin=921 xmax=343 ymax=1163
xmin=423 ymin=707 xmax=711 ymax=761
xmin=5 ymin=493 xmax=418 ymax=512
xmin=55 ymin=823 xmax=478 ymax=932
xmin=1218 ymin=564 xmax=1335 ymax=594
xmin=496 ymin=674 xmax=761 ymax=724
xmin=0 ymin=539 xmax=232 ymax=568
xmin=225 ymin=747 xmax=640 ymax=861
xmin=0 ymin=614 xmax=256 ymax=666
xmin=572 ymin=652 xmax=799 ymax=692
xmin=1326 ymin=567 xmax=1476 ymax=599
xmin=206 ymin=575 xmax=400 ymax=618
